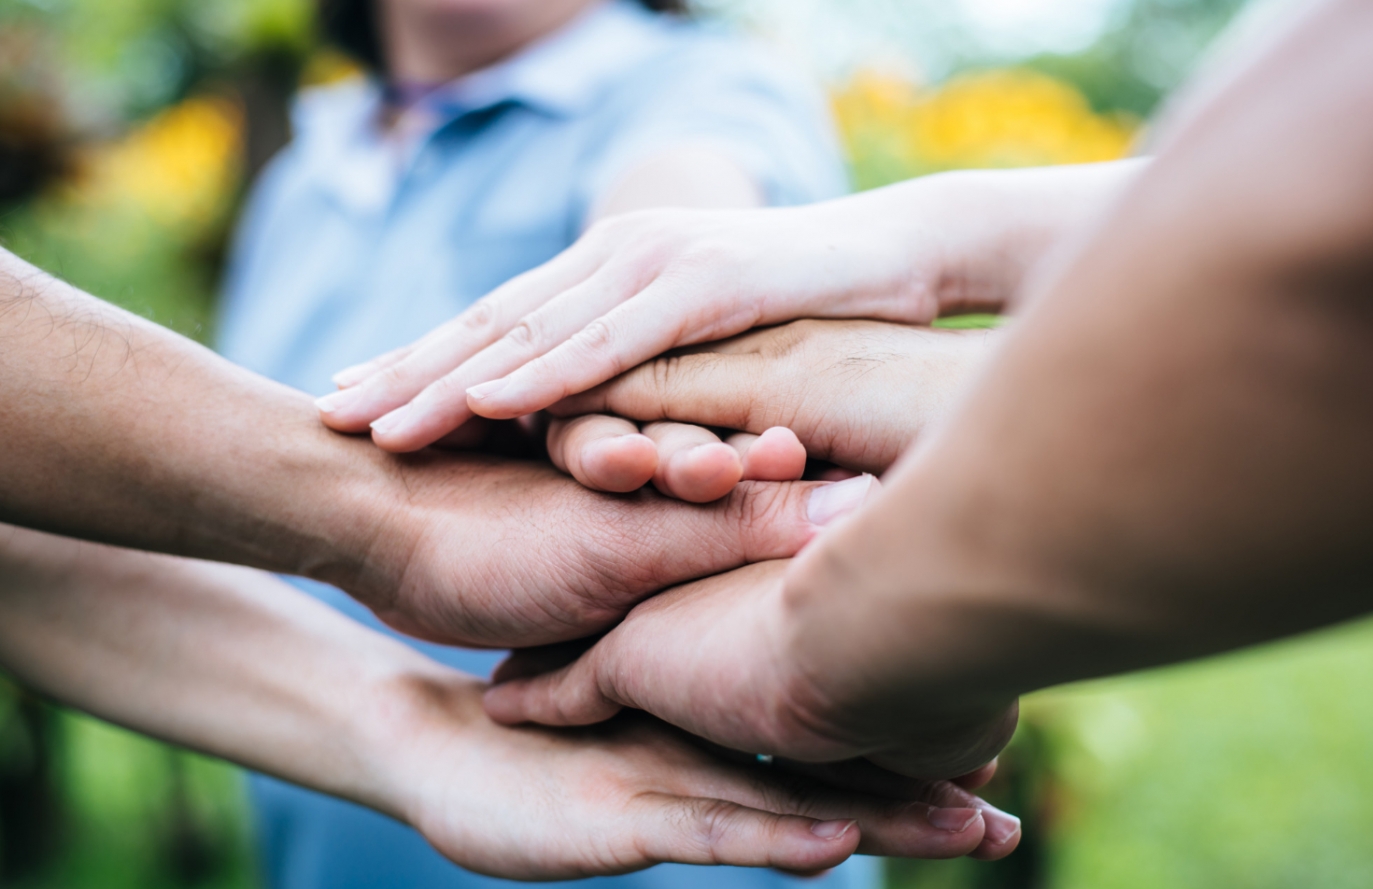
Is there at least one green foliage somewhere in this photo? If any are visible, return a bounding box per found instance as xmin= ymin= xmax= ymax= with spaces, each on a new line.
xmin=0 ymin=683 xmax=257 ymax=889
xmin=1022 ymin=0 xmax=1252 ymax=116
xmin=0 ymin=0 xmax=312 ymax=120
xmin=0 ymin=198 xmax=221 ymax=342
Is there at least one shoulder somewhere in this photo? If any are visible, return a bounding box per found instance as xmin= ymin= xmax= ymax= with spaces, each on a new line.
xmin=575 ymin=12 xmax=847 ymax=205
xmin=606 ymin=13 xmax=826 ymax=116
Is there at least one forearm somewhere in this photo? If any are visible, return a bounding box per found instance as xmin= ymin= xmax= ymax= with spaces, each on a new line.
xmin=870 ymin=158 xmax=1148 ymax=315
xmin=0 ymin=524 xmax=467 ymax=821
xmin=0 ymin=249 xmax=396 ymax=588
xmin=782 ymin=0 xmax=1373 ymax=731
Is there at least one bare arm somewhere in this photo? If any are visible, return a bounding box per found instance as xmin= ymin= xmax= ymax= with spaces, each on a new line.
xmin=0 ymin=524 xmax=1000 ymax=877
xmin=483 ymin=0 xmax=1373 ymax=792
xmin=321 ymin=158 xmax=1143 ymax=453
xmin=784 ymin=0 xmax=1373 ymax=748
xmin=0 ymin=249 xmax=384 ymax=583
xmin=0 ymin=248 xmax=851 ymax=646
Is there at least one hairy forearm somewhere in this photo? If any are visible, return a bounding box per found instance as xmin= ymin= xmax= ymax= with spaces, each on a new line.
xmin=783 ymin=0 xmax=1373 ymax=732
xmin=0 ymin=250 xmax=397 ymax=587
xmin=0 ymin=524 xmax=469 ymax=820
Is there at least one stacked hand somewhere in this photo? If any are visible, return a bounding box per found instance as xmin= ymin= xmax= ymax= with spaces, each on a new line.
xmin=318 ymin=162 xmax=1139 ymax=495
xmin=303 ymin=165 xmax=1146 ymax=868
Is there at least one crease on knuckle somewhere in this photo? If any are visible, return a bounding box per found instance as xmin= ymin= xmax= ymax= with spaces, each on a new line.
xmin=505 ymin=316 xmax=543 ymax=352
xmin=684 ymin=798 xmax=739 ymax=862
xmin=722 ymin=481 xmax=791 ymax=561
xmin=460 ymin=299 xmax=498 ymax=335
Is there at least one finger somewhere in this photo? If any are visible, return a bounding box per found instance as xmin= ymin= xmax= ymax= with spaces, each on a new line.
xmin=968 ymin=799 xmax=1022 ymax=861
xmin=634 ymin=795 xmax=859 ymax=873
xmin=331 ymin=342 xmax=412 ymax=389
xmin=887 ymin=775 xmax=1020 ymax=862
xmin=681 ymin=758 xmax=989 ymax=860
xmin=466 ymin=275 xmax=753 ymax=420
xmin=549 ymin=348 xmax=765 ymax=433
xmin=366 ymin=268 xmax=639 ymax=450
xmin=547 ymin=415 xmax=657 ymax=493
xmin=729 ymin=428 xmax=807 ymax=482
xmin=642 ymin=422 xmax=743 ymax=503
xmin=316 ymin=245 xmax=605 ymax=436
xmin=952 ymin=760 xmax=998 ymax=791
xmin=483 ymin=652 xmax=621 ymax=727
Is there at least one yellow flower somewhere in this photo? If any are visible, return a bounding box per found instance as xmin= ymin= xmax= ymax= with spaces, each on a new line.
xmin=79 ymin=95 xmax=244 ymax=231
xmin=833 ymin=68 xmax=1140 ymax=188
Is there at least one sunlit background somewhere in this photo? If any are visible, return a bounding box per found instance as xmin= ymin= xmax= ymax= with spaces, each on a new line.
xmin=2 ymin=0 xmax=1371 ymax=887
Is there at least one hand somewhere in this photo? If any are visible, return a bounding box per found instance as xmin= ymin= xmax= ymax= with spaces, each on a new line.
xmin=455 ymin=413 xmax=809 ymax=504
xmin=392 ymin=685 xmax=1010 ymax=878
xmin=0 ymin=525 xmax=1008 ymax=878
xmin=338 ymin=455 xmax=876 ymax=647
xmin=316 ymin=162 xmax=1140 ymax=452
xmin=481 ymin=560 xmax=1022 ymax=859
xmin=553 ymin=320 xmax=1002 ymax=475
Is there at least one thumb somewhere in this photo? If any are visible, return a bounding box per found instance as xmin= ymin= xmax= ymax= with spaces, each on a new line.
xmin=634 ymin=796 xmax=860 ymax=872
xmin=483 ymin=650 xmax=622 ymax=727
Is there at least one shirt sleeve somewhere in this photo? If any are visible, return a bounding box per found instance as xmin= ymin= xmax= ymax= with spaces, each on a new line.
xmin=574 ymin=34 xmax=850 ymax=217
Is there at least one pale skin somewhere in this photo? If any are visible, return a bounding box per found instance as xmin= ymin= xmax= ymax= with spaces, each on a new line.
xmin=0 ymin=247 xmax=868 ymax=648
xmin=0 ymin=525 xmax=1018 ymax=878
xmin=483 ymin=0 xmax=1373 ymax=819
xmin=322 ymin=160 xmax=1144 ymax=472
xmin=318 ymin=0 xmax=807 ymax=502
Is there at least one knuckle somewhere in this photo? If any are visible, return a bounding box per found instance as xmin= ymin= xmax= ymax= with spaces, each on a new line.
xmin=375 ymin=361 xmax=414 ymax=394
xmin=723 ymin=480 xmax=817 ymax=563
xmin=460 ymin=299 xmax=498 ymax=334
xmin=504 ymin=315 xmax=544 ymax=352
xmin=574 ymin=318 xmax=618 ymax=365
xmin=688 ymin=799 xmax=741 ymax=856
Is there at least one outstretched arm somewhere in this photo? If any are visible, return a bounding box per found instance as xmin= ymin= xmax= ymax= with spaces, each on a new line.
xmin=0 ymin=248 xmax=863 ymax=646
xmin=321 ymin=160 xmax=1143 ymax=454
xmin=485 ymin=0 xmax=1373 ymax=799
xmin=0 ymin=525 xmax=1006 ymax=876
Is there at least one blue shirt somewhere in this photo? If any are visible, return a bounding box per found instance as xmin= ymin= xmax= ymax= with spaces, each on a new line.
xmin=217 ymin=2 xmax=873 ymax=888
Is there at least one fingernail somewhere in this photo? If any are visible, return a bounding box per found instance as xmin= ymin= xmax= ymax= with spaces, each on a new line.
xmin=370 ymin=404 xmax=411 ymax=437
xmin=315 ymin=388 xmax=362 ymax=415
xmin=980 ymin=807 xmax=1021 ymax=845
xmin=806 ymin=473 xmax=880 ymax=526
xmin=927 ymin=807 xmax=981 ymax=833
xmin=810 ymin=819 xmax=857 ymax=841
xmin=466 ymin=378 xmax=510 ymax=402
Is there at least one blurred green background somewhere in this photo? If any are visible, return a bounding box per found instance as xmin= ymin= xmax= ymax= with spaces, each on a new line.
xmin=3 ymin=0 xmax=1371 ymax=887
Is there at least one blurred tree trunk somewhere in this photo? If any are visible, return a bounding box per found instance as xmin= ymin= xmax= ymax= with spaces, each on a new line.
xmin=0 ymin=688 xmax=65 ymax=881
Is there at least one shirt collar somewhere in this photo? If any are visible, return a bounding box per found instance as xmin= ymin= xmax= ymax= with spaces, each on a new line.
xmin=412 ymin=0 xmax=672 ymax=120
xmin=289 ymin=0 xmax=673 ymax=216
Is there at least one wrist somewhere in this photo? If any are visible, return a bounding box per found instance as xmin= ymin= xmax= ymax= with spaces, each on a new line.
xmin=255 ymin=400 xmax=415 ymax=609
xmin=786 ymin=473 xmax=1023 ymax=709
xmin=345 ymin=651 xmax=485 ymax=825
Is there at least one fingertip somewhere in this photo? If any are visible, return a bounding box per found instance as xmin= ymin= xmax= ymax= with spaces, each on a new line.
xmin=785 ymin=818 xmax=861 ymax=871
xmin=741 ymin=427 xmax=807 ymax=482
xmin=467 ymin=375 xmax=550 ymax=420
xmin=582 ymin=434 xmax=658 ymax=492
xmin=664 ymin=442 xmax=744 ymax=503
xmin=969 ymin=806 xmax=1022 ymax=861
xmin=481 ymin=682 xmax=530 ymax=726
xmin=369 ymin=411 xmax=430 ymax=453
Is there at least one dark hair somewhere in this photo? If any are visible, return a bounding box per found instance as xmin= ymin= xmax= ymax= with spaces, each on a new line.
xmin=319 ymin=0 xmax=688 ymax=71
